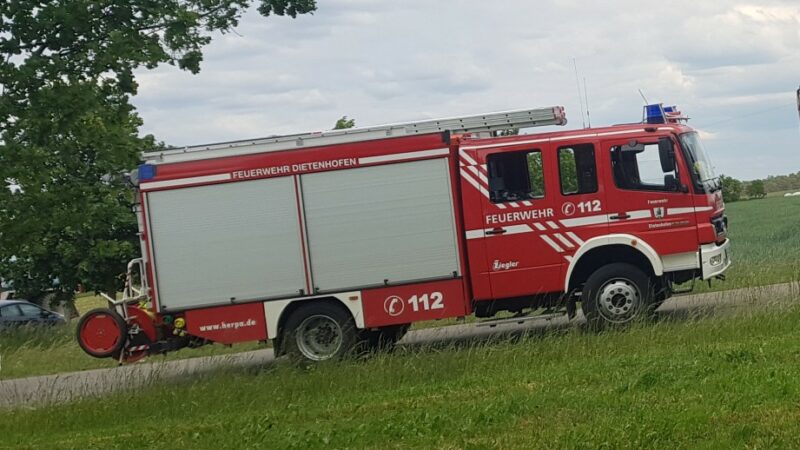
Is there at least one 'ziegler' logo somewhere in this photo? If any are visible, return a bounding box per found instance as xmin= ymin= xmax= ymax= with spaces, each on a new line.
xmin=493 ymin=260 xmax=519 ymax=271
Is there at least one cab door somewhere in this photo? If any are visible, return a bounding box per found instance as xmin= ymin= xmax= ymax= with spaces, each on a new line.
xmin=475 ymin=143 xmax=563 ymax=298
xmin=601 ymin=135 xmax=698 ymax=256
xmin=551 ymin=141 xmax=609 ymax=257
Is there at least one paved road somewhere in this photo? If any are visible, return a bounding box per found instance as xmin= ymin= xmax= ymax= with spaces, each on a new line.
xmin=1 ymin=282 xmax=797 ymax=410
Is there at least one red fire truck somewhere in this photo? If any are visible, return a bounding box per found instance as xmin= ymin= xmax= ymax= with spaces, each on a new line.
xmin=77 ymin=105 xmax=731 ymax=363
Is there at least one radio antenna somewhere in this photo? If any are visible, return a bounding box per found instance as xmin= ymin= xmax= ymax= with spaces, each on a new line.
xmin=638 ymin=89 xmax=649 ymax=104
xmin=573 ymin=58 xmax=586 ymax=129
xmin=583 ymin=77 xmax=592 ymax=128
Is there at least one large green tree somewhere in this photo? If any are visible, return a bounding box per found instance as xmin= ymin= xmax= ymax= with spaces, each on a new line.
xmin=0 ymin=1 xmax=316 ymax=305
xmin=746 ymin=179 xmax=767 ymax=199
xmin=720 ymin=174 xmax=743 ymax=203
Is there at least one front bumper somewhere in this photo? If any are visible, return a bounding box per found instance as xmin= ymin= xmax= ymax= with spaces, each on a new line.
xmin=700 ymin=239 xmax=732 ymax=280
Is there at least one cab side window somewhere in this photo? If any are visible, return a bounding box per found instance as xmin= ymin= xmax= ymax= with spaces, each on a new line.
xmin=559 ymin=144 xmax=597 ymax=195
xmin=487 ymin=150 xmax=545 ymax=203
xmin=611 ymin=143 xmax=678 ymax=192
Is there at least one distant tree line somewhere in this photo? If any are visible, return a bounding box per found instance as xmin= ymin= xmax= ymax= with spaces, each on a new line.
xmin=762 ymin=171 xmax=800 ymax=194
xmin=721 ymin=171 xmax=800 ymax=202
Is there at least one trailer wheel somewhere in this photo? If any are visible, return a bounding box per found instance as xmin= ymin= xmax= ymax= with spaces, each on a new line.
xmin=282 ymin=302 xmax=358 ymax=362
xmin=581 ymin=263 xmax=653 ymax=329
xmin=77 ymin=308 xmax=127 ymax=358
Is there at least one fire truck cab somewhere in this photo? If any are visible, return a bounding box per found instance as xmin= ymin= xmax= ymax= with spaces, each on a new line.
xmin=76 ymin=105 xmax=731 ymax=363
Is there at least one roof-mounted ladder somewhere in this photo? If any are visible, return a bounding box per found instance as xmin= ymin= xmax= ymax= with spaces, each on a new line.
xmin=145 ymin=106 xmax=567 ymax=164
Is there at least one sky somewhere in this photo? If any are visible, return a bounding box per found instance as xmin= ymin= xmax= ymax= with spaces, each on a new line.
xmin=132 ymin=0 xmax=800 ymax=181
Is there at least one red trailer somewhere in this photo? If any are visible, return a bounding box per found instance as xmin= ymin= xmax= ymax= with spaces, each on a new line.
xmin=77 ymin=105 xmax=731 ymax=362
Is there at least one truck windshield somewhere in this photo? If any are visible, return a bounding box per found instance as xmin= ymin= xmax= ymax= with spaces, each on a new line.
xmin=679 ymin=132 xmax=719 ymax=192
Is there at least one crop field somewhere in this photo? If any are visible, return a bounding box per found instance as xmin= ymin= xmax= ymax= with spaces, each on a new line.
xmin=710 ymin=196 xmax=800 ymax=290
xmin=1 ymin=292 xmax=799 ymax=449
xmin=0 ymin=195 xmax=798 ymax=382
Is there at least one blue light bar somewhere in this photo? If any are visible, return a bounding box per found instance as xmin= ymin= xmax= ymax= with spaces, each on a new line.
xmin=645 ymin=104 xmax=665 ymax=124
xmin=644 ymin=103 xmax=687 ymax=124
xmin=138 ymin=164 xmax=156 ymax=181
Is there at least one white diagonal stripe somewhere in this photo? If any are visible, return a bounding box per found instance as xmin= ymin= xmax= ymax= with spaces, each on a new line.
xmin=566 ymin=232 xmax=584 ymax=245
xmin=460 ymin=170 xmax=490 ymax=199
xmin=521 ymin=201 xmax=532 ymax=206
xmin=546 ymin=221 xmax=560 ymax=229
xmin=554 ymin=233 xmax=575 ymax=248
xmin=467 ymin=165 xmax=489 ymax=184
xmin=540 ymin=235 xmax=564 ymax=253
xmin=459 ymin=149 xmax=479 ymax=166
xmin=533 ymin=223 xmax=547 ymax=231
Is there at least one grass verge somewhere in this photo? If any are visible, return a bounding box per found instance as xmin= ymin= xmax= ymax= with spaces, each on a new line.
xmin=0 ymin=325 xmax=263 ymax=380
xmin=1 ymin=295 xmax=799 ymax=449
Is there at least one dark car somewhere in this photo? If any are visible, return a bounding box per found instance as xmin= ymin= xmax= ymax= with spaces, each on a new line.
xmin=0 ymin=300 xmax=66 ymax=329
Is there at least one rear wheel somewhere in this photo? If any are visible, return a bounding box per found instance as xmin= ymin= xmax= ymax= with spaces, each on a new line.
xmin=282 ymin=302 xmax=358 ymax=362
xmin=581 ymin=263 xmax=653 ymax=329
xmin=76 ymin=308 xmax=127 ymax=358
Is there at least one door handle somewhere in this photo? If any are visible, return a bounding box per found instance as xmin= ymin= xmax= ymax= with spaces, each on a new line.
xmin=485 ymin=228 xmax=507 ymax=235
xmin=610 ymin=213 xmax=631 ymax=220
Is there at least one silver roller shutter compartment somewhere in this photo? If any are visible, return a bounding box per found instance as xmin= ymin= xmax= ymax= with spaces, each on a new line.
xmin=301 ymin=157 xmax=460 ymax=292
xmin=147 ymin=177 xmax=306 ymax=310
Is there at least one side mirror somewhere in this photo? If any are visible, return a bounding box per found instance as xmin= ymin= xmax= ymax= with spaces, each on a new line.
xmin=658 ymin=137 xmax=676 ymax=172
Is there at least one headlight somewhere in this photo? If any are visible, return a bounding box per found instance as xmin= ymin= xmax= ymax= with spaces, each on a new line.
xmin=710 ymin=254 xmax=723 ymax=266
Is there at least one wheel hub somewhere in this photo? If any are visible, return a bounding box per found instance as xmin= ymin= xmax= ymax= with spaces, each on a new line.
xmin=597 ymin=278 xmax=640 ymax=323
xmin=296 ymin=315 xmax=343 ymax=361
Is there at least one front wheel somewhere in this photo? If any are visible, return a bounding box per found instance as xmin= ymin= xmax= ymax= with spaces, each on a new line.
xmin=581 ymin=263 xmax=653 ymax=329
xmin=281 ymin=302 xmax=358 ymax=363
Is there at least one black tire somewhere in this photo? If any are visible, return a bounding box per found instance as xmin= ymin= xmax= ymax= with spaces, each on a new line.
xmin=362 ymin=324 xmax=410 ymax=352
xmin=281 ymin=302 xmax=358 ymax=363
xmin=76 ymin=308 xmax=127 ymax=358
xmin=581 ymin=263 xmax=654 ymax=329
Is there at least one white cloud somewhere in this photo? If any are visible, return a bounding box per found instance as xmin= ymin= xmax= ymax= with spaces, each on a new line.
xmin=132 ymin=0 xmax=800 ymax=179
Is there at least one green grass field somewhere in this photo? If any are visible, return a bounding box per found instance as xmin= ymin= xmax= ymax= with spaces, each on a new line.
xmin=1 ymin=294 xmax=799 ymax=449
xmin=719 ymin=196 xmax=800 ymax=289
xmin=0 ymin=195 xmax=798 ymax=381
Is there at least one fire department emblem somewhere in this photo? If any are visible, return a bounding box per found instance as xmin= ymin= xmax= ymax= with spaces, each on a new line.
xmin=654 ymin=207 xmax=665 ymax=218
xmin=562 ymin=202 xmax=576 ymax=216
xmin=384 ymin=295 xmax=405 ymax=317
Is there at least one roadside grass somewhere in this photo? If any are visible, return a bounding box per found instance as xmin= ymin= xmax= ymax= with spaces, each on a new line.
xmin=1 ymin=295 xmax=800 ymax=449
xmin=0 ymin=325 xmax=263 ymax=380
